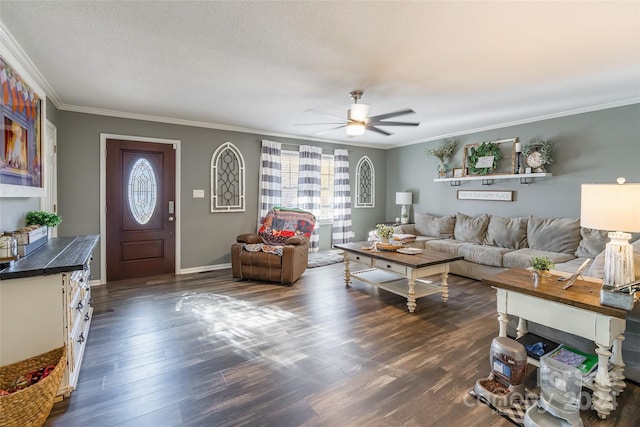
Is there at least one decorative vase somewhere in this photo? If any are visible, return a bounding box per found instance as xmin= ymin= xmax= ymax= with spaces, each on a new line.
xmin=437 ymin=162 xmax=447 ymax=178
xmin=380 ymin=237 xmax=389 ymax=244
xmin=533 ymin=269 xmax=550 ymax=285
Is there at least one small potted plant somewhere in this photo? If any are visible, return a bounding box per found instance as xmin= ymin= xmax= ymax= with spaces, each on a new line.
xmin=530 ymin=256 xmax=554 ymax=277
xmin=375 ymin=224 xmax=395 ymax=243
xmin=26 ymin=211 xmax=62 ymax=237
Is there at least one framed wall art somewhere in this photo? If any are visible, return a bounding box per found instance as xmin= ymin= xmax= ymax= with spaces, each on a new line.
xmin=462 ymin=137 xmax=517 ymax=176
xmin=457 ymin=190 xmax=514 ymax=201
xmin=1 ymin=55 xmax=45 ymax=197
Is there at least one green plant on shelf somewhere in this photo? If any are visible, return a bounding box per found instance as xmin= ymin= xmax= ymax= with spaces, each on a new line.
xmin=26 ymin=211 xmax=62 ymax=227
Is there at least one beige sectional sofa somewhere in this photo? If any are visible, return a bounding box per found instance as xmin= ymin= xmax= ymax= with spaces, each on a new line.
xmin=395 ymin=212 xmax=640 ymax=383
xmin=395 ymin=212 xmax=635 ymax=281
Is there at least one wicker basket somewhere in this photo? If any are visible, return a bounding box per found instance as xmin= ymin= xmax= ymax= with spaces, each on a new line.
xmin=0 ymin=346 xmax=66 ymax=427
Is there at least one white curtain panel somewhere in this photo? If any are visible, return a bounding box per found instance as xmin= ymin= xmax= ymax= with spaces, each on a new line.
xmin=258 ymin=140 xmax=282 ymax=230
xmin=332 ymin=149 xmax=354 ymax=244
xmin=297 ymin=145 xmax=322 ymax=251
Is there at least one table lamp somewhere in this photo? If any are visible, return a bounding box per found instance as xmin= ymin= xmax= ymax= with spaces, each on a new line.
xmin=580 ymin=178 xmax=640 ymax=288
xmin=396 ymin=191 xmax=413 ymax=224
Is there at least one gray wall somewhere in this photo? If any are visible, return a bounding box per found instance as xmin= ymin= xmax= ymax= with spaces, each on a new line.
xmin=386 ymin=104 xmax=640 ymax=221
xmin=3 ymin=103 xmax=638 ymax=281
xmin=52 ymin=110 xmax=386 ymax=279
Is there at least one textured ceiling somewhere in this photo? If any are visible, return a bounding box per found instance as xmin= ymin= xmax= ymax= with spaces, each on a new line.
xmin=1 ymin=1 xmax=639 ymax=148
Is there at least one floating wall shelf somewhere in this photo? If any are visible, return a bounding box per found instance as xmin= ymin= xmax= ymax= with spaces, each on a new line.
xmin=434 ymin=172 xmax=552 ymax=186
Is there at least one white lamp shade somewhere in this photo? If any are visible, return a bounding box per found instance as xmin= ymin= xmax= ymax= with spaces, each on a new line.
xmin=581 ymin=183 xmax=640 ymax=232
xmin=396 ymin=191 xmax=413 ymax=205
xmin=346 ymin=123 xmax=365 ymax=136
xmin=349 ymin=103 xmax=369 ymax=122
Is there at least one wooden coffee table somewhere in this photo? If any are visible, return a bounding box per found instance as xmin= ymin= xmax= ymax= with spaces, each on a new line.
xmin=334 ymin=242 xmax=463 ymax=313
xmin=483 ymin=268 xmax=627 ymax=419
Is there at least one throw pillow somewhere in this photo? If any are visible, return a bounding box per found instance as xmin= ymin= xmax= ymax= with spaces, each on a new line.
xmin=484 ymin=215 xmax=528 ymax=249
xmin=527 ymin=215 xmax=581 ymax=255
xmin=453 ymin=212 xmax=489 ymax=244
xmin=414 ymin=212 xmax=455 ymax=238
xmin=575 ymin=227 xmax=609 ymax=258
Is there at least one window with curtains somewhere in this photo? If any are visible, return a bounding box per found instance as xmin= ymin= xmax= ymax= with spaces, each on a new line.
xmin=355 ymin=155 xmax=375 ymax=208
xmin=281 ymin=150 xmax=334 ymax=221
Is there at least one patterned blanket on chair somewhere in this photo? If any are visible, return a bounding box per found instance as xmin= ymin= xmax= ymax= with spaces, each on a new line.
xmin=242 ymin=243 xmax=284 ymax=257
xmin=258 ymin=207 xmax=316 ymax=246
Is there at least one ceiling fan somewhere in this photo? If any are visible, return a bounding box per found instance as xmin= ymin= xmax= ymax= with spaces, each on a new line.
xmin=300 ymin=90 xmax=420 ymax=137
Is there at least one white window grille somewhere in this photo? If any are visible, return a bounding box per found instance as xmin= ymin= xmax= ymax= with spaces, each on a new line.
xmin=211 ymin=142 xmax=245 ymax=212
xmin=355 ymin=155 xmax=375 ymax=208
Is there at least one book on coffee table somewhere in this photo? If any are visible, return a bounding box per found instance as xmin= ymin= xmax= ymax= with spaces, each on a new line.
xmin=546 ymin=344 xmax=598 ymax=375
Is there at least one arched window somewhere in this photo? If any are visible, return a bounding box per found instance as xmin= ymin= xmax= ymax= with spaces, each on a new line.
xmin=211 ymin=142 xmax=245 ymax=212
xmin=355 ymin=155 xmax=374 ymax=208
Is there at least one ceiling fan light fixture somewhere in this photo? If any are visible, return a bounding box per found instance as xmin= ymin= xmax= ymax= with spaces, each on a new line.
xmin=346 ymin=122 xmax=365 ymax=136
xmin=349 ymin=103 xmax=369 ymax=122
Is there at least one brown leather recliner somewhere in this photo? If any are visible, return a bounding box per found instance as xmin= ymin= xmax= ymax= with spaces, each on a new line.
xmin=231 ymin=208 xmax=316 ymax=285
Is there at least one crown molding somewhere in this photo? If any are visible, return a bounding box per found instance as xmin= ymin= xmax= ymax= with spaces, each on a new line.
xmin=0 ymin=22 xmax=61 ymax=105
xmin=391 ymin=98 xmax=640 ymax=149
xmin=58 ymin=103 xmax=382 ymax=149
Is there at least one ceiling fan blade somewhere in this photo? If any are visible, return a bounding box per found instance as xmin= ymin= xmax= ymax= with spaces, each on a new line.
xmin=314 ymin=125 xmax=347 ymax=135
xmin=294 ymin=122 xmax=347 ymax=126
xmin=368 ymin=121 xmax=420 ymax=127
xmin=366 ymin=126 xmax=393 ymax=136
xmin=305 ymin=108 xmax=346 ymax=122
xmin=368 ymin=109 xmax=416 ymax=122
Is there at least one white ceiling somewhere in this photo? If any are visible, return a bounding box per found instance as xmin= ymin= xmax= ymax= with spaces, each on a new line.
xmin=1 ymin=1 xmax=639 ymax=148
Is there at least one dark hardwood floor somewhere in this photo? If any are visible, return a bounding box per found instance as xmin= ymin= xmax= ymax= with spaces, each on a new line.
xmin=44 ymin=262 xmax=640 ymax=426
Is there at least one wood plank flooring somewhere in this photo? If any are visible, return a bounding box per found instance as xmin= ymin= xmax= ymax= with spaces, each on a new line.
xmin=44 ymin=262 xmax=640 ymax=426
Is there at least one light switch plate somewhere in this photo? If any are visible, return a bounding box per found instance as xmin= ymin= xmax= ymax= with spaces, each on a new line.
xmin=192 ymin=189 xmax=205 ymax=198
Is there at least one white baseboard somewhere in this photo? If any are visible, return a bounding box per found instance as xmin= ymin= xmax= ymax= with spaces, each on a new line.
xmin=90 ymin=263 xmax=231 ymax=285
xmin=179 ymin=263 xmax=232 ymax=275
xmin=90 ymin=279 xmax=104 ymax=287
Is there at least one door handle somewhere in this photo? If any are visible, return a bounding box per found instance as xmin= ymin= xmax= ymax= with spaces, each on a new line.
xmin=169 ymin=216 xmax=174 ymax=222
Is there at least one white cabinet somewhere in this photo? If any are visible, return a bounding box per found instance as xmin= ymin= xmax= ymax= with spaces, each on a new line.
xmin=0 ymin=235 xmax=98 ymax=397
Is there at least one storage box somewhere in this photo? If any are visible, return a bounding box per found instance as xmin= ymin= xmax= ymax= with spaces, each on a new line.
xmin=9 ymin=226 xmax=48 ymax=245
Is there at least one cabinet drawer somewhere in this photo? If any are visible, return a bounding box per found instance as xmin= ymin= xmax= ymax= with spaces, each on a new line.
xmin=68 ymin=306 xmax=92 ymax=382
xmin=347 ymin=253 xmax=372 ymax=266
xmin=373 ymin=258 xmax=407 ymax=275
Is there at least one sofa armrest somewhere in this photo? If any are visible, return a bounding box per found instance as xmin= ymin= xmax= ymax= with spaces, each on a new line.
xmin=285 ymin=236 xmax=307 ymax=246
xmin=236 ymin=234 xmax=263 ymax=244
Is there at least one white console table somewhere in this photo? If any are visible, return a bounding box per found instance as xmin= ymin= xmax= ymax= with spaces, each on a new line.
xmin=484 ymin=269 xmax=627 ymax=420
xmin=0 ymin=235 xmax=99 ymax=397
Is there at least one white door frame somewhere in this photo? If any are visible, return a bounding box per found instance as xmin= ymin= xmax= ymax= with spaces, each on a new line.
xmin=42 ymin=120 xmax=58 ymax=236
xmin=99 ymin=134 xmax=181 ymax=284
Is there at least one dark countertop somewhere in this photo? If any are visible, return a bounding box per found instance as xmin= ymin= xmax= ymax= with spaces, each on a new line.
xmin=0 ymin=235 xmax=99 ymax=280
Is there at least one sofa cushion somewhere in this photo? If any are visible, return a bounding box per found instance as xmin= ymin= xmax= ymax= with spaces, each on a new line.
xmin=503 ymin=249 xmax=576 ymax=269
xmin=527 ymin=215 xmax=581 ymax=255
xmin=587 ymin=238 xmax=640 ymax=280
xmin=425 ymin=239 xmax=473 ymax=256
xmin=414 ymin=213 xmax=455 ymax=238
xmin=454 ymin=213 xmax=489 ymax=244
xmin=484 ymin=215 xmax=528 ymax=249
xmin=575 ymin=227 xmax=609 ymax=258
xmin=458 ymin=244 xmax=513 ymax=267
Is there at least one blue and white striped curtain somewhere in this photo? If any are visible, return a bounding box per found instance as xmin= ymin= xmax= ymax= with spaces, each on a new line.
xmin=258 ymin=140 xmax=282 ymax=230
xmin=332 ymin=149 xmax=354 ymax=244
xmin=297 ymin=145 xmax=322 ymax=251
